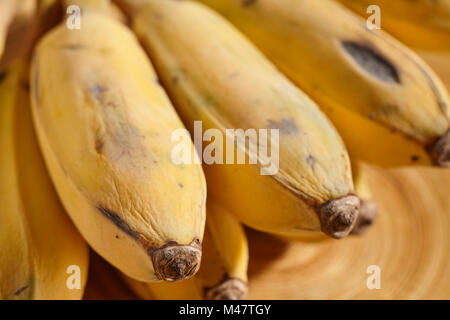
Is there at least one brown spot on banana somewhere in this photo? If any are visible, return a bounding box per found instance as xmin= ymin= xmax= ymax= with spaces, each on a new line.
xmin=342 ymin=40 xmax=450 ymax=165
xmin=428 ymin=128 xmax=450 ymax=167
xmin=351 ymin=199 xmax=379 ymax=236
xmin=341 ymin=41 xmax=400 ymax=84
xmin=97 ymin=206 xmax=140 ymax=239
xmin=62 ymin=44 xmax=85 ymax=50
xmin=306 ymin=155 xmax=316 ymax=168
xmin=242 ymin=0 xmax=257 ymax=7
xmin=95 ymin=134 xmax=105 ymax=153
xmin=0 ymin=71 xmax=7 ymax=82
xmin=89 ymin=84 xmax=108 ymax=101
xmin=14 ymin=285 xmax=29 ymax=296
xmin=205 ymin=278 xmax=248 ymax=300
xmin=150 ymin=240 xmax=202 ymax=282
xmin=97 ymin=207 xmax=202 ymax=281
xmin=267 ymin=118 xmax=298 ymax=135
xmin=87 ymin=83 xmax=148 ymax=162
xmin=317 ymin=194 xmax=360 ymax=239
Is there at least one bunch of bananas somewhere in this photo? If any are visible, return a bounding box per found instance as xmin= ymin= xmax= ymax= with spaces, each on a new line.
xmin=0 ymin=0 xmax=448 ymax=300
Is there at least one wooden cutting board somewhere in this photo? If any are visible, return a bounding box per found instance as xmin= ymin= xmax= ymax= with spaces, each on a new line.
xmin=84 ymin=165 xmax=450 ymax=300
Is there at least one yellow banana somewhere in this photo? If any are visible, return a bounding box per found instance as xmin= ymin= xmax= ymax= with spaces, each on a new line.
xmin=336 ymin=1 xmax=450 ymax=98
xmin=197 ymin=0 xmax=450 ymax=168
xmin=124 ymin=202 xmax=249 ymax=300
xmin=118 ymin=0 xmax=360 ymax=239
xmin=0 ymin=0 xmax=19 ymax=60
xmin=0 ymin=61 xmax=89 ymax=300
xmin=417 ymin=51 xmax=450 ymax=91
xmin=30 ymin=0 xmax=206 ymax=282
xmin=38 ymin=0 xmax=63 ymax=36
xmin=350 ymin=163 xmax=378 ymax=235
xmin=337 ymin=0 xmax=450 ymax=51
xmin=0 ymin=0 xmax=37 ymax=70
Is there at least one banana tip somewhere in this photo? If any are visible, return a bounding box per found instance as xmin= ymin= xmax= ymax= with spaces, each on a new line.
xmin=318 ymin=194 xmax=360 ymax=239
xmin=429 ymin=128 xmax=450 ymax=168
xmin=151 ymin=240 xmax=201 ymax=282
xmin=205 ymin=278 xmax=248 ymax=300
xmin=351 ymin=199 xmax=379 ymax=235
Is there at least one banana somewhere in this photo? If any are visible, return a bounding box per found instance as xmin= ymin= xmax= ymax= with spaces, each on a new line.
xmin=0 ymin=61 xmax=89 ymax=300
xmin=337 ymin=0 xmax=450 ymax=51
xmin=417 ymin=51 xmax=450 ymax=92
xmin=350 ymin=163 xmax=378 ymax=235
xmin=0 ymin=0 xmax=19 ymax=60
xmin=37 ymin=0 xmax=63 ymax=36
xmin=117 ymin=0 xmax=360 ymax=239
xmin=197 ymin=0 xmax=450 ymax=168
xmin=336 ymin=1 xmax=450 ymax=97
xmin=0 ymin=0 xmax=37 ymax=68
xmin=30 ymin=0 xmax=206 ymax=282
xmin=124 ymin=202 xmax=249 ymax=300
xmin=84 ymin=251 xmax=138 ymax=300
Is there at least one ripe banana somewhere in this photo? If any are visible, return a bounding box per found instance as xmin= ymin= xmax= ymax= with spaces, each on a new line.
xmin=197 ymin=0 xmax=450 ymax=168
xmin=124 ymin=202 xmax=249 ymax=300
xmin=281 ymin=159 xmax=378 ymax=241
xmin=0 ymin=61 xmax=89 ymax=300
xmin=30 ymin=0 xmax=206 ymax=282
xmin=0 ymin=0 xmax=18 ymax=60
xmin=336 ymin=1 xmax=450 ymax=97
xmin=118 ymin=0 xmax=360 ymax=239
xmin=417 ymin=51 xmax=450 ymax=92
xmin=84 ymin=251 xmax=138 ymax=300
xmin=350 ymin=163 xmax=378 ymax=235
xmin=337 ymin=0 xmax=450 ymax=51
xmin=0 ymin=0 xmax=37 ymax=69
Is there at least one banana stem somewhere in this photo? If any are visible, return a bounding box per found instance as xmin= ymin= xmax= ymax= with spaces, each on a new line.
xmin=150 ymin=240 xmax=202 ymax=282
xmin=428 ymin=128 xmax=450 ymax=167
xmin=205 ymin=278 xmax=248 ymax=300
xmin=350 ymin=200 xmax=379 ymax=236
xmin=317 ymin=194 xmax=360 ymax=239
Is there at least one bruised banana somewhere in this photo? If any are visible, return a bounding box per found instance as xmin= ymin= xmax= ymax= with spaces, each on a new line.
xmin=124 ymin=202 xmax=249 ymax=300
xmin=336 ymin=1 xmax=450 ymax=94
xmin=198 ymin=0 xmax=450 ymax=168
xmin=337 ymin=0 xmax=450 ymax=51
xmin=30 ymin=0 xmax=206 ymax=282
xmin=0 ymin=61 xmax=89 ymax=299
xmin=118 ymin=0 xmax=360 ymax=239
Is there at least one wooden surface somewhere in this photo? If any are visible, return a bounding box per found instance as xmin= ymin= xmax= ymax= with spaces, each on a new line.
xmin=84 ymin=165 xmax=450 ymax=300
